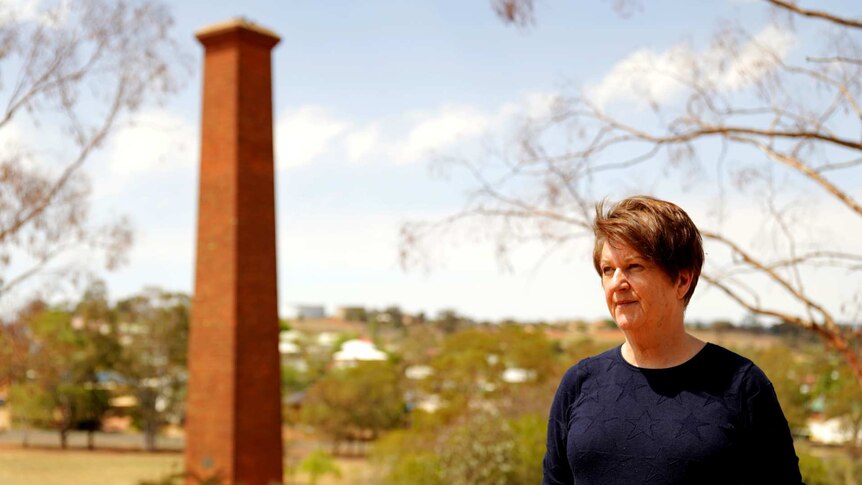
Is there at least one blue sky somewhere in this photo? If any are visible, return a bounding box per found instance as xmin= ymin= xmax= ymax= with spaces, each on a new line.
xmin=5 ymin=0 xmax=860 ymax=323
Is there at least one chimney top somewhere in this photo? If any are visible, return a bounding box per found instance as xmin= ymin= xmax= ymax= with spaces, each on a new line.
xmin=196 ymin=17 xmax=280 ymax=45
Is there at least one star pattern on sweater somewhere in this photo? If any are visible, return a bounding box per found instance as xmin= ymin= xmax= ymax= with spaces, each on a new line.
xmin=589 ymin=376 xmax=616 ymax=402
xmin=570 ymin=403 xmax=621 ymax=436
xmin=603 ymin=356 xmax=621 ymax=373
xmin=673 ymin=411 xmax=711 ymax=441
xmin=571 ymin=407 xmax=602 ymax=435
xmin=640 ymin=451 xmax=683 ymax=483
xmin=576 ymin=450 xmax=634 ymax=477
xmin=575 ymin=385 xmax=601 ymax=407
xmin=655 ymin=390 xmax=683 ymax=407
xmin=699 ymin=391 xmax=722 ymax=409
xmin=548 ymin=346 xmax=802 ymax=484
xmin=615 ymin=374 xmax=645 ymax=403
xmin=625 ymin=409 xmax=658 ymax=441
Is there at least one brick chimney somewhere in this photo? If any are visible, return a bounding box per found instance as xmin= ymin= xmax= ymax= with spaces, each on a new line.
xmin=186 ymin=18 xmax=283 ymax=485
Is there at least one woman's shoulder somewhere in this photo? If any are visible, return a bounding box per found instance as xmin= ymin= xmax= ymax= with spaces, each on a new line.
xmin=699 ymin=343 xmax=772 ymax=390
xmin=561 ymin=345 xmax=622 ymax=381
xmin=700 ymin=342 xmax=756 ymax=371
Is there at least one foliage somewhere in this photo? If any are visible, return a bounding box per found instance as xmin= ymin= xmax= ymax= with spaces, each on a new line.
xmin=418 ymin=325 xmax=560 ymax=419
xmin=797 ymin=451 xmax=831 ymax=485
xmin=818 ymin=357 xmax=862 ymax=454
xmin=114 ymin=288 xmax=189 ymax=451
xmin=373 ymin=324 xmax=566 ymax=484
xmin=374 ymin=410 xmax=547 ymax=485
xmin=302 ymin=360 xmax=406 ymax=452
xmin=4 ymin=283 xmax=188 ymax=451
xmin=432 ymin=309 xmax=470 ymax=334
xmin=7 ymin=381 xmax=53 ymax=431
xmin=0 ymin=0 xmax=188 ymax=302
xmin=437 ymin=413 xmax=517 ymax=485
xmin=9 ymin=288 xmax=119 ymax=448
xmin=298 ymin=449 xmax=342 ymax=485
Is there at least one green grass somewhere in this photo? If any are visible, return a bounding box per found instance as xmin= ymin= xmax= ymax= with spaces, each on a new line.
xmin=0 ymin=447 xmax=183 ymax=485
xmin=0 ymin=447 xmax=376 ymax=485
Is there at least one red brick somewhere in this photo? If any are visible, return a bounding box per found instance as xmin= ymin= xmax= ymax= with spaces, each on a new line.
xmin=186 ymin=19 xmax=283 ymax=485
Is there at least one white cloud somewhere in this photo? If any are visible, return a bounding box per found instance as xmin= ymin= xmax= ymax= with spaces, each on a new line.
xmin=586 ymin=24 xmax=795 ymax=108
xmin=517 ymin=91 xmax=562 ymax=120
xmin=392 ymin=105 xmax=490 ymax=164
xmin=587 ymin=45 xmax=693 ymax=108
xmin=493 ymin=91 xmax=562 ymax=135
xmin=0 ymin=118 xmax=30 ymax=155
xmin=0 ymin=0 xmax=71 ymax=28
xmin=0 ymin=0 xmax=39 ymax=25
xmin=107 ymin=109 xmax=196 ymax=177
xmin=711 ymin=25 xmax=794 ymax=91
xmin=345 ymin=124 xmax=380 ymax=162
xmin=275 ymin=105 xmax=349 ymax=170
xmin=129 ymin=227 xmax=195 ymax=267
xmin=271 ymin=92 xmax=560 ymax=169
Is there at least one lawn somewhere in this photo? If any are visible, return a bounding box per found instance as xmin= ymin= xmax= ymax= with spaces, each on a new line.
xmin=0 ymin=447 xmax=183 ymax=485
xmin=0 ymin=446 xmax=375 ymax=485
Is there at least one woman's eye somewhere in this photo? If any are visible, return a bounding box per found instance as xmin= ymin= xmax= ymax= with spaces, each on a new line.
xmin=628 ymin=264 xmax=643 ymax=271
xmin=601 ymin=267 xmax=613 ymax=275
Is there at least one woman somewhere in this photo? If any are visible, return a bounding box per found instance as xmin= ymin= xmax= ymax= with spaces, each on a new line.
xmin=542 ymin=196 xmax=803 ymax=484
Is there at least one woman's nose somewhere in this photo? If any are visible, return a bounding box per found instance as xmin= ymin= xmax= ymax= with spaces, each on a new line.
xmin=611 ymin=269 xmax=630 ymax=290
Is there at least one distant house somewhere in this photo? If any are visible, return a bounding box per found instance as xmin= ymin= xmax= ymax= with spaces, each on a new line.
xmin=807 ymin=416 xmax=860 ymax=446
xmin=502 ymin=367 xmax=536 ymax=384
xmin=335 ymin=306 xmax=367 ymax=322
xmin=405 ymin=365 xmax=433 ymax=380
xmin=278 ymin=330 xmax=302 ymax=355
xmin=333 ymin=339 xmax=387 ymax=368
xmin=295 ymin=305 xmax=326 ymax=320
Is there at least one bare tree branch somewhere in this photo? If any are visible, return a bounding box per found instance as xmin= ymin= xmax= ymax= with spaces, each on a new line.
xmin=766 ymin=0 xmax=862 ymax=30
xmin=807 ymin=56 xmax=862 ymax=66
xmin=0 ymin=0 xmax=188 ymax=302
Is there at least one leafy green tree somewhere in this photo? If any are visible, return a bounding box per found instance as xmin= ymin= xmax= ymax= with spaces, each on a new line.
xmin=421 ymin=325 xmax=560 ymax=419
xmin=437 ymin=413 xmax=518 ymax=485
xmin=15 ymin=299 xmax=115 ymax=448
xmin=433 ymin=309 xmax=468 ymax=334
xmin=0 ymin=300 xmax=41 ymax=387
xmin=374 ymin=410 xmax=547 ymax=485
xmin=302 ymin=361 xmax=406 ymax=454
xmin=114 ymin=288 xmax=189 ymax=451
xmin=797 ymin=451 xmax=831 ymax=485
xmin=820 ymin=360 xmax=862 ymax=456
xmin=7 ymin=382 xmax=52 ymax=447
xmin=298 ymin=449 xmax=342 ymax=485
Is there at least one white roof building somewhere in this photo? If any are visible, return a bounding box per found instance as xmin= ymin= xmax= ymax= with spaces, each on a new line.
xmin=333 ymin=339 xmax=387 ymax=367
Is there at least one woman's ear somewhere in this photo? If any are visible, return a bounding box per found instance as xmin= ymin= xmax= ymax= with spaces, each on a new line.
xmin=676 ymin=269 xmax=693 ymax=300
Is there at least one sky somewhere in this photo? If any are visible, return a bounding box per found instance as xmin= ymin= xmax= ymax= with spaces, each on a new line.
xmin=4 ymin=0 xmax=860 ymax=324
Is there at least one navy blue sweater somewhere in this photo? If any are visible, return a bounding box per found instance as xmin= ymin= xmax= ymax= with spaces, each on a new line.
xmin=543 ymin=343 xmax=803 ymax=484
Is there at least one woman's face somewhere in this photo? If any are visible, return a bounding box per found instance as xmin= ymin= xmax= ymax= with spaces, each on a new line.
xmin=599 ymin=240 xmax=690 ymax=332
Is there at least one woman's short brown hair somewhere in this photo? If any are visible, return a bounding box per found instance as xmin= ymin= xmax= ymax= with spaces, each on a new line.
xmin=592 ymin=195 xmax=704 ymax=305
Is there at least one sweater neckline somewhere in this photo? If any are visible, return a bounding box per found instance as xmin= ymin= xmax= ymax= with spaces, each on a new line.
xmin=614 ymin=342 xmax=713 ymax=373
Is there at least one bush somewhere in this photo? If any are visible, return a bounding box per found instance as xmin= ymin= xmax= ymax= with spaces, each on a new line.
xmin=798 ymin=451 xmax=830 ymax=485
xmin=374 ymin=411 xmax=547 ymax=485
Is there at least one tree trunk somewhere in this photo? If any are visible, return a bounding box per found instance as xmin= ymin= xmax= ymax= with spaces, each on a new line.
xmin=144 ymin=420 xmax=156 ymax=452
xmin=87 ymin=429 xmax=94 ymax=450
xmin=59 ymin=428 xmax=68 ymax=449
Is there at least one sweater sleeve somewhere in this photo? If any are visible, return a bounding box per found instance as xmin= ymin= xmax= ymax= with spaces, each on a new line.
xmin=741 ymin=365 xmax=804 ymax=485
xmin=542 ymin=365 xmax=581 ymax=485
